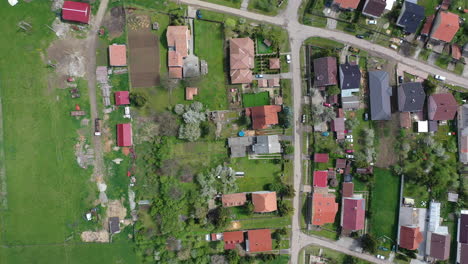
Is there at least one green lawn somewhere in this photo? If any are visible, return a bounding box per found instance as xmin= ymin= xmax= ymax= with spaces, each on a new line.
xmin=231 ymin=158 xmax=283 ymax=192
xmin=303 ymin=245 xmax=372 ymax=264
xmin=248 ymin=0 xmax=289 ymax=16
xmin=0 ymin=2 xmax=139 ymax=263
xmin=243 ymin=92 xmax=270 ymax=107
xmin=257 ymin=36 xmax=274 ymax=54
xmin=304 ymin=37 xmax=345 ymax=49
xmin=237 ymin=215 xmax=291 ymax=229
xmin=201 ymin=0 xmax=242 ymax=8
xmin=418 ymin=0 xmax=439 ymax=16
xmin=369 ymin=169 xmax=400 ymax=241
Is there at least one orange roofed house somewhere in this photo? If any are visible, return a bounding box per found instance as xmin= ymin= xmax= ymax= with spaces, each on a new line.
xmin=399 ymin=226 xmax=424 ymax=250
xmin=230 ymin=38 xmax=255 ymax=84
xmin=332 ymin=0 xmax=361 ymax=10
xmin=247 ymin=229 xmax=272 ymax=252
xmin=167 ymin=26 xmax=190 ymax=79
xmin=312 ymin=193 xmax=338 ymax=226
xmin=223 ymin=231 xmax=244 ymax=250
xmin=109 ymin=44 xmax=127 ymax=66
xmin=252 ymin=191 xmax=277 ymax=213
xmin=247 ymin=105 xmax=282 ymax=130
xmin=429 ymin=11 xmax=460 ymax=43
xmin=222 ymin=193 xmax=247 ymax=207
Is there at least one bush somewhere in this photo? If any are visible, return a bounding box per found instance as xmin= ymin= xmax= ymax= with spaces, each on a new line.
xmin=129 ymin=92 xmax=147 ymax=108
xmin=361 ymin=234 xmax=377 ymax=254
xmin=179 ymin=123 xmax=201 ymax=142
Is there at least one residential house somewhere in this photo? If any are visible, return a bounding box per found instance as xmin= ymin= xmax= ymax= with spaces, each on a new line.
xmin=429 ymin=11 xmax=460 ymax=43
xmin=457 ymin=211 xmax=468 ymax=264
xmin=109 ymin=217 xmax=120 ymax=234
xmin=428 ymin=232 xmax=451 ymax=260
xmin=342 ymin=182 xmax=354 ymax=197
xmin=336 ymin=158 xmax=346 ymax=169
xmin=62 ymin=1 xmax=91 ymax=24
xmin=428 ymin=93 xmax=458 ymax=121
xmin=458 ymin=104 xmax=468 ymax=164
xmin=269 ymin=58 xmax=280 ymax=70
xmin=331 ymin=117 xmax=345 ymax=139
xmin=396 ymin=1 xmax=425 ymax=33
xmin=114 ymin=91 xmax=130 ymax=106
xmin=109 ymin=44 xmax=127 ymax=66
xmin=116 ymin=123 xmax=132 ymax=147
xmin=252 ymin=135 xmax=281 ymax=154
xmin=252 ymin=191 xmax=277 ymax=213
xmin=312 ymin=193 xmax=338 ymax=226
xmin=223 ymin=231 xmax=244 ymax=250
xmin=247 ymin=105 xmax=282 ymax=130
xmin=313 ymin=171 xmax=329 ymax=188
xmin=398 ymin=82 xmax=426 ymax=112
xmin=167 ymin=26 xmax=190 ymax=79
xmin=228 ymin=136 xmax=254 ymax=158
xmin=314 ymin=153 xmax=329 ymax=163
xmin=246 ymin=229 xmax=272 ymax=252
xmin=341 ymin=197 xmax=365 ymax=231
xmin=332 ymin=0 xmax=361 ymax=10
xmin=399 ymin=226 xmax=424 ymax=250
xmin=268 ymin=78 xmax=280 ymax=87
xmin=258 ymin=79 xmax=268 ymax=88
xmin=339 ymin=62 xmax=361 ymax=97
xmin=313 ymin=57 xmax=337 ymax=88
xmin=369 ymin=71 xmax=392 ymax=120
xmin=230 ymin=38 xmax=255 ymax=84
xmin=222 ymin=193 xmax=247 ymax=207
xmin=362 ymin=0 xmax=386 ymax=18
xmin=185 ymin=87 xmax=198 ymax=100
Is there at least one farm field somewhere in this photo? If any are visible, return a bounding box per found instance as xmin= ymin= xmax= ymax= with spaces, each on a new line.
xmin=0 ymin=2 xmax=139 ymax=263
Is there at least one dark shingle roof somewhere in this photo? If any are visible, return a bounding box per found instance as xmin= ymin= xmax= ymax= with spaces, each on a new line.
xmin=398 ymin=82 xmax=426 ymax=112
xmin=362 ymin=0 xmax=386 ymax=17
xmin=460 ymin=213 xmax=468 ymax=243
xmin=313 ymin=57 xmax=337 ymax=87
xmin=369 ymin=71 xmax=392 ymax=120
xmin=430 ymin=233 xmax=450 ymax=260
xmin=396 ymin=1 xmax=425 ymax=33
xmin=339 ymin=63 xmax=361 ymax=90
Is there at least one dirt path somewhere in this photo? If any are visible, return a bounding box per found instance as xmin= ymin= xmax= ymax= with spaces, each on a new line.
xmin=86 ymin=0 xmax=110 ymax=199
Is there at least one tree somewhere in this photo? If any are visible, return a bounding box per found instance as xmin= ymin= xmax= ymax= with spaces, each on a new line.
xmin=208 ymin=207 xmax=231 ymax=228
xmin=327 ymin=85 xmax=340 ymax=95
xmin=423 ymin=79 xmax=437 ymax=95
xmin=154 ymin=112 xmax=179 ymax=136
xmin=174 ymin=104 xmax=185 ymax=115
xmin=179 ymin=123 xmax=201 ymax=142
xmin=183 ymin=110 xmax=206 ymax=124
xmin=190 ymin=101 xmax=204 ymax=112
xmin=343 ymin=255 xmax=358 ymax=264
xmin=277 ymin=200 xmax=293 ymax=217
xmin=361 ymin=234 xmax=377 ymax=254
xmin=278 ymin=106 xmax=292 ymax=128
xmin=129 ymin=92 xmax=147 ymax=108
xmin=283 ymin=144 xmax=294 ymax=155
xmin=245 ymin=201 xmax=254 ymax=216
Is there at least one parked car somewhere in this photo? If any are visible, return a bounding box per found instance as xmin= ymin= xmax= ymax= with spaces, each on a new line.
xmin=368 ymin=19 xmax=377 ymax=25
xmin=345 ymin=135 xmax=353 ymax=139
xmin=364 ymin=113 xmax=369 ymax=121
xmin=322 ymin=132 xmax=330 ymax=136
xmin=398 ymin=76 xmax=403 ymax=84
xmin=346 ymin=154 xmax=354 ymax=159
xmin=346 ymin=149 xmax=354 ymax=153
xmin=255 ymin=74 xmax=264 ymax=78
xmin=434 ymin=75 xmax=446 ymax=81
xmin=196 ymin=10 xmax=202 ymax=19
xmin=356 ymin=35 xmax=365 ymax=39
xmin=447 ymin=132 xmax=456 ymax=136
xmin=345 ymin=138 xmax=354 ymax=143
xmin=286 ymin=54 xmax=291 ymax=64
xmin=302 ymin=114 xmax=307 ymax=123
xmin=390 ymin=44 xmax=398 ymax=50
xmin=376 ymin=255 xmax=385 ymax=260
xmin=323 ymin=102 xmax=331 ymax=107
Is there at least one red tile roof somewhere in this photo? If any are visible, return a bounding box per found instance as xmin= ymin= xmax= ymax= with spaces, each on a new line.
xmin=114 ymin=91 xmax=130 ymax=105
xmin=313 ymin=57 xmax=337 ymax=87
xmin=168 ymin=50 xmax=183 ymax=67
xmin=247 ymin=229 xmax=272 ymax=252
xmin=430 ymin=11 xmax=460 ymax=42
xmin=230 ymin=38 xmax=254 ymax=84
xmin=248 ymin=105 xmax=282 ymax=130
xmin=428 ymin=93 xmax=458 ymax=121
xmin=109 ymin=44 xmax=127 ymax=66
xmin=167 ymin=26 xmax=190 ymax=58
xmin=313 ymin=171 xmax=328 ymax=187
xmin=222 ymin=193 xmax=247 ymax=207
xmin=223 ymin=231 xmax=244 ymax=250
xmin=258 ymin=79 xmax=268 ymax=88
xmin=312 ymin=193 xmax=338 ymax=225
xmin=342 ymin=198 xmax=365 ymax=231
xmin=268 ymin=78 xmax=280 ymax=87
xmin=252 ymin=192 xmax=277 ymax=213
xmin=185 ymin=87 xmax=198 ymax=100
xmin=399 ymin=226 xmax=424 ymax=250
xmin=400 ymin=112 xmax=411 ymax=128
xmin=314 ymin=153 xmax=329 ymax=163
xmin=117 ymin=123 xmax=132 ymax=147
xmin=333 ymin=0 xmax=361 ymax=9
xmin=62 ymin=1 xmax=91 ymax=24
xmin=421 ymin=15 xmax=435 ymax=35
xmin=169 ymin=67 xmax=183 ymax=79
xmin=269 ymin=58 xmax=280 ymax=70
xmin=230 ymin=69 xmax=253 ymax=84
xmin=342 ymin=182 xmax=354 ymax=197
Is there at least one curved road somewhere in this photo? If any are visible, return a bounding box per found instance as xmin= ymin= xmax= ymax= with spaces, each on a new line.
xmin=176 ymin=0 xmax=466 ymax=263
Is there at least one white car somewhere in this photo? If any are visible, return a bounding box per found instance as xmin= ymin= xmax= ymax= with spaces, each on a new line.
xmin=286 ymin=54 xmax=291 ymax=64
xmin=368 ymin=19 xmax=377 ymax=25
xmin=345 ymin=138 xmax=354 ymax=143
xmin=376 ymin=255 xmax=385 ymax=260
xmin=434 ymin=75 xmax=446 ymax=81
xmin=345 ymin=135 xmax=353 ymax=139
xmin=346 ymin=154 xmax=354 ymax=159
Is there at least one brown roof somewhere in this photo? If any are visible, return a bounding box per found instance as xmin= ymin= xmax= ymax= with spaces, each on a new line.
xmin=167 ymin=26 xmax=190 ymax=58
xmin=268 ymin=78 xmax=280 ymax=87
xmin=313 ymin=57 xmax=337 ymax=87
xmin=336 ymin=158 xmax=346 ymax=168
xmin=461 ymin=243 xmax=468 ymax=264
xmin=269 ymin=58 xmax=280 ymax=69
xmin=168 ymin=67 xmax=183 ymax=79
xmin=248 ymin=105 xmax=282 ymax=130
xmin=428 ymin=93 xmax=458 ymax=121
xmin=247 ymin=229 xmax=272 ymax=252
xmin=252 ymin=192 xmax=277 ymax=213
xmin=452 ymin=44 xmax=462 ymax=60
xmin=400 ymin=112 xmax=411 ymax=128
xmin=230 ymin=38 xmax=254 ymax=70
xmin=222 ymin=193 xmax=247 ymax=207
xmin=230 ymin=69 xmax=253 ymax=84
xmin=185 ymin=87 xmax=198 ymax=100
xmin=362 ymin=0 xmax=386 ymax=17
xmin=109 ymin=44 xmax=127 ymax=66
xmin=168 ymin=50 xmax=183 ymax=67
xmin=430 ymin=11 xmax=460 ymax=42
xmin=333 ymin=0 xmax=361 ymax=9
xmin=314 ymin=153 xmax=329 ymax=163
xmin=430 ymin=233 xmax=450 ymax=260
xmin=421 ymin=15 xmax=435 ymax=35
xmin=342 ymin=182 xmax=354 ymax=197
xmin=258 ymin=79 xmax=268 ymax=88
xmin=331 ymin=117 xmax=345 ymax=132
xmin=399 ymin=226 xmax=424 ymax=250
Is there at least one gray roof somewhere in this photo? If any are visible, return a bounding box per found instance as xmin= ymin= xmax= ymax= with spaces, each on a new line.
xmin=342 ymin=96 xmax=360 ymax=110
xmin=109 ymin=217 xmax=120 ymax=234
xmin=339 ymin=63 xmax=361 ymax=90
xmin=396 ymin=1 xmax=425 ymax=33
xmin=369 ymin=71 xmax=392 ymax=120
xmin=398 ymin=82 xmax=426 ymax=112
xmin=228 ymin=137 xmax=254 ymax=157
xmin=252 ymin=135 xmax=281 ymax=154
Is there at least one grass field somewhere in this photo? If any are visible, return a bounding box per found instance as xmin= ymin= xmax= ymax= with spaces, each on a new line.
xmin=257 ymin=36 xmax=274 ymax=54
xmin=0 ymin=2 xmax=139 ymax=263
xmin=201 ymin=0 xmax=242 ymax=8
xmin=369 ymin=169 xmax=400 ymax=241
xmin=231 ymin=158 xmax=283 ymax=192
xmin=242 ymin=92 xmax=270 ymax=107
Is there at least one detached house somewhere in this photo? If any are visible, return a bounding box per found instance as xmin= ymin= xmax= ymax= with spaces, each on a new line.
xmin=313 ymin=57 xmax=337 ymax=88
xmin=247 ymin=105 xmax=282 ymax=130
xmin=398 ymin=82 xmax=426 ymax=112
xmin=341 ymin=197 xmax=365 ymax=231
xmin=399 ymin=226 xmax=424 ymax=250
xmin=332 ymin=0 xmax=361 ymax=10
xmin=167 ymin=26 xmax=191 ymax=79
xmin=339 ymin=62 xmax=361 ymax=97
xmin=222 ymin=193 xmax=247 ymax=207
xmin=369 ymin=71 xmax=392 ymax=120
xmin=62 ymin=1 xmax=91 ymax=24
xmin=428 ymin=93 xmax=458 ymax=121
xmin=246 ymin=229 xmax=272 ymax=252
xmin=252 ymin=191 xmax=277 ymax=213
xmin=457 ymin=211 xmax=468 ymax=264
xmin=429 ymin=11 xmax=460 ymax=43
xmin=362 ymin=0 xmax=386 ymax=18
xmin=396 ymin=1 xmax=425 ymax=33
xmin=312 ymin=193 xmax=338 ymax=226
xmin=230 ymin=38 xmax=255 ymax=84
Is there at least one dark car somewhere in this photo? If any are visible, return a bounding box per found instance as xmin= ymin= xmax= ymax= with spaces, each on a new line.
xmin=398 ymin=76 xmax=403 ymax=84
xmin=356 ymin=35 xmax=365 ymax=39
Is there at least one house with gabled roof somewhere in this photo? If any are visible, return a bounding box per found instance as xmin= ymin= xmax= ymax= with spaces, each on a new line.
xmin=362 ymin=0 xmax=386 ymax=18
xmin=116 ymin=123 xmax=132 ymax=147
xmin=332 ymin=0 xmax=361 ymax=10
xmin=339 ymin=62 xmax=361 ymax=97
xmin=312 ymin=193 xmax=338 ymax=226
xmin=398 ymin=82 xmax=426 ymax=112
xmin=114 ymin=91 xmax=130 ymax=106
xmin=246 ymin=229 xmax=272 ymax=252
xmin=396 ymin=1 xmax=425 ymax=33
xmin=428 ymin=93 xmax=458 ymax=121
xmin=429 ymin=11 xmax=460 ymax=43
xmin=341 ymin=197 xmax=365 ymax=231
xmin=313 ymin=171 xmax=328 ymax=188
xmin=399 ymin=226 xmax=424 ymax=250
xmin=428 ymin=232 xmax=451 ymax=260
xmin=247 ymin=105 xmax=282 ymax=130
xmin=369 ymin=71 xmax=392 ymax=120
xmin=230 ymin=38 xmax=255 ymax=84
xmin=223 ymin=231 xmax=244 ymax=250
xmin=62 ymin=1 xmax=91 ymax=24
xmin=222 ymin=193 xmax=247 ymax=207
xmin=167 ymin=26 xmax=191 ymax=79
xmin=252 ymin=191 xmax=277 ymax=213
xmin=313 ymin=57 xmax=337 ymax=88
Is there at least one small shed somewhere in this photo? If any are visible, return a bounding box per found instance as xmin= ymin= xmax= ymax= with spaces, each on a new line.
xmin=258 ymin=79 xmax=268 ymax=88
xmin=115 ymin=91 xmax=130 ymax=106
xmin=268 ymin=78 xmax=280 ymax=87
xmin=417 ymin=121 xmax=428 ymax=133
xmin=269 ymin=58 xmax=280 ymax=70
xmin=185 ymin=87 xmax=198 ymax=100
xmin=109 ymin=217 xmax=120 ymax=234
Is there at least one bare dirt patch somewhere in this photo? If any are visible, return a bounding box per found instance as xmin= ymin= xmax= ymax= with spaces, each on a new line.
xmin=102 ymin=6 xmax=126 ymax=39
xmin=81 ymin=230 xmax=109 ymax=243
xmin=47 ymin=38 xmax=87 ymax=78
xmin=227 ymin=221 xmax=241 ymax=230
xmin=375 ymin=113 xmax=400 ymax=168
xmin=74 ymin=135 xmax=95 ymax=169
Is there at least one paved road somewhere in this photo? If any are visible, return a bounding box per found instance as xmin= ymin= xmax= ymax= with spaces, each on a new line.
xmin=86 ymin=0 xmax=109 ymax=196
